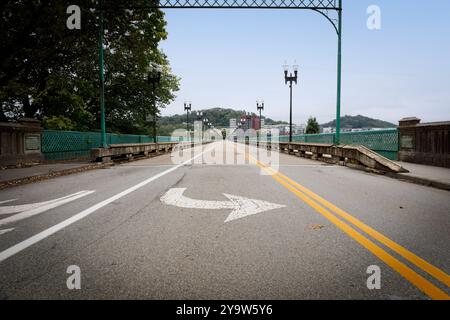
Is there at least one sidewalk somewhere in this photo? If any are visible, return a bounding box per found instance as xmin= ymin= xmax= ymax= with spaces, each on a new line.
xmin=390 ymin=161 xmax=450 ymax=191
xmin=0 ymin=161 xmax=111 ymax=190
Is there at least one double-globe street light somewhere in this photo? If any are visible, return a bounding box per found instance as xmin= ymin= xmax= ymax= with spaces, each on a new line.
xmin=195 ymin=111 xmax=209 ymax=138
xmin=283 ymin=63 xmax=299 ymax=142
xmin=256 ymin=99 xmax=264 ymax=130
xmin=203 ymin=118 xmax=209 ymax=131
xmin=184 ymin=101 xmax=191 ymax=137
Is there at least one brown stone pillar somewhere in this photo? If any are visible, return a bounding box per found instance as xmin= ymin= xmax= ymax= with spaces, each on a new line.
xmin=0 ymin=118 xmax=44 ymax=166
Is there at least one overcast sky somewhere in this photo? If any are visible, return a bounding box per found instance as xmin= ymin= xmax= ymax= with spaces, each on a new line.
xmin=159 ymin=0 xmax=450 ymax=125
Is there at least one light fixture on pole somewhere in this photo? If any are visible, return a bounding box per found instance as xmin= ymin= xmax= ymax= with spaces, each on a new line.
xmin=203 ymin=117 xmax=208 ymax=137
xmin=184 ymin=101 xmax=191 ymax=134
xmin=283 ymin=63 xmax=299 ymax=142
xmin=256 ymin=99 xmax=264 ymax=130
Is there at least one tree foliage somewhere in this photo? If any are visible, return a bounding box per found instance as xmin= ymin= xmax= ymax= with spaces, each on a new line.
xmin=0 ymin=0 xmax=179 ymax=134
xmin=321 ymin=115 xmax=396 ymax=129
xmin=306 ymin=116 xmax=320 ymax=134
xmin=158 ymin=107 xmax=287 ymax=135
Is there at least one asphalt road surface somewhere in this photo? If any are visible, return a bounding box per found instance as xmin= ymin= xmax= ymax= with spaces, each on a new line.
xmin=0 ymin=141 xmax=449 ymax=300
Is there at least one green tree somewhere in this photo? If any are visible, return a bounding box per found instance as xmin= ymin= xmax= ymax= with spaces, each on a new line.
xmin=0 ymin=0 xmax=179 ymax=134
xmin=306 ymin=117 xmax=320 ymax=134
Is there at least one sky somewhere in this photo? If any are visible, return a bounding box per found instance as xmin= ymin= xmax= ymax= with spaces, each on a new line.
xmin=159 ymin=0 xmax=450 ymax=125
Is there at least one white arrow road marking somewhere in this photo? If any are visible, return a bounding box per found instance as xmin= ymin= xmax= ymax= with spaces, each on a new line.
xmin=160 ymin=188 xmax=286 ymax=223
xmin=0 ymin=191 xmax=92 ymax=215
xmin=161 ymin=188 xmax=235 ymax=210
xmin=0 ymin=144 xmax=212 ymax=263
xmin=0 ymin=228 xmax=14 ymax=235
xmin=0 ymin=191 xmax=95 ymax=227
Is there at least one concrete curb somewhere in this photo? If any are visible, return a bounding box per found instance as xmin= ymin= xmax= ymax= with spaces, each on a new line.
xmin=385 ymin=172 xmax=450 ymax=192
xmin=340 ymin=163 xmax=450 ymax=191
xmin=0 ymin=162 xmax=113 ymax=190
xmin=0 ymin=142 xmax=187 ymax=190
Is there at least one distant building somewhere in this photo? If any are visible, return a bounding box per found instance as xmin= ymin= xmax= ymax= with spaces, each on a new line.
xmin=264 ymin=124 xmax=304 ymax=135
xmin=251 ymin=116 xmax=260 ymax=130
xmin=239 ymin=114 xmax=260 ymax=130
xmin=229 ymin=118 xmax=237 ymax=129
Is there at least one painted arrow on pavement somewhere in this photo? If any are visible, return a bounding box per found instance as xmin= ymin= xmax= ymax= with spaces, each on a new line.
xmin=160 ymin=188 xmax=286 ymax=223
xmin=0 ymin=190 xmax=95 ymax=228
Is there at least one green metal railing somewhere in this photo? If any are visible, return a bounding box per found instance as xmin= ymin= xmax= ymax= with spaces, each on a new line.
xmin=270 ymin=129 xmax=399 ymax=160
xmin=41 ymin=130 xmax=176 ymax=161
xmin=42 ymin=129 xmax=399 ymax=161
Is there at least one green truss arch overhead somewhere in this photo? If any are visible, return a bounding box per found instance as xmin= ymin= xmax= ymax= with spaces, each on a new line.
xmin=97 ymin=0 xmax=343 ymax=146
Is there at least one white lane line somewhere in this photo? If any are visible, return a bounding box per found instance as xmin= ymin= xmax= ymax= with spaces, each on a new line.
xmin=0 ymin=145 xmax=211 ymax=263
xmin=0 ymin=228 xmax=14 ymax=235
xmin=0 ymin=191 xmax=95 ymax=226
xmin=0 ymin=199 xmax=18 ymax=205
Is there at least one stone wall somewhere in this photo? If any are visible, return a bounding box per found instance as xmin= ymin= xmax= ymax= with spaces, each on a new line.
xmin=398 ymin=117 xmax=450 ymax=168
xmin=0 ymin=119 xmax=44 ymax=167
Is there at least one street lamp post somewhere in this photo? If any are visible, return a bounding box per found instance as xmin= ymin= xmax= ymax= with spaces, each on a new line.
xmin=98 ymin=10 xmax=106 ymax=148
xmin=256 ymin=99 xmax=264 ymax=130
xmin=184 ymin=101 xmax=191 ymax=138
xmin=196 ymin=111 xmax=203 ymax=121
xmin=148 ymin=64 xmax=162 ymax=143
xmin=283 ymin=63 xmax=299 ymax=142
xmin=203 ymin=118 xmax=208 ymax=133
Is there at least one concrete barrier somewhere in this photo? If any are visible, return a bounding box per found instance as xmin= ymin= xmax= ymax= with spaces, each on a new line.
xmin=257 ymin=141 xmax=408 ymax=173
xmin=91 ymin=141 xmax=206 ymax=162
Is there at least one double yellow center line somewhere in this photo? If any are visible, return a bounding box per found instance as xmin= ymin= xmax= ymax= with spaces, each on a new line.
xmin=243 ymin=147 xmax=449 ymax=300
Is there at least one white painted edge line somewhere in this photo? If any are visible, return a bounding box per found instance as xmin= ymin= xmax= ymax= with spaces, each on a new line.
xmin=0 ymin=199 xmax=18 ymax=205
xmin=0 ymin=145 xmax=212 ymax=263
xmin=0 ymin=228 xmax=14 ymax=235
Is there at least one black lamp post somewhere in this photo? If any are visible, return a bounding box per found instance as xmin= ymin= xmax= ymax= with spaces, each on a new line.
xmin=184 ymin=101 xmax=191 ymax=135
xmin=257 ymin=99 xmax=264 ymax=130
xmin=196 ymin=111 xmax=203 ymax=121
xmin=203 ymin=117 xmax=208 ymax=133
xmin=283 ymin=63 xmax=299 ymax=142
xmin=148 ymin=64 xmax=162 ymax=143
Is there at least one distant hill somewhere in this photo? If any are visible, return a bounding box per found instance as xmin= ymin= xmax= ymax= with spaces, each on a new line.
xmin=158 ymin=107 xmax=287 ymax=135
xmin=320 ymin=115 xmax=396 ymax=129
